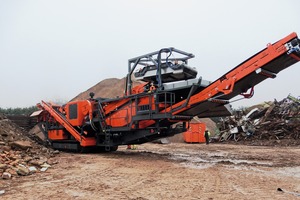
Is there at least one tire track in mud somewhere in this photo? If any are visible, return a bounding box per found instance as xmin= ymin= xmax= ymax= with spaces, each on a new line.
xmin=113 ymin=149 xmax=274 ymax=169
xmin=2 ymin=144 xmax=300 ymax=200
xmin=120 ymin=144 xmax=300 ymax=168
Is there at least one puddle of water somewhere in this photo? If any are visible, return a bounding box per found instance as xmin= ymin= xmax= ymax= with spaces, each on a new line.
xmin=170 ymin=153 xmax=272 ymax=164
xmin=172 ymin=153 xmax=190 ymax=158
xmin=146 ymin=149 xmax=273 ymax=170
xmin=169 ymin=154 xmax=210 ymax=163
xmin=206 ymin=152 xmax=227 ymax=157
xmin=180 ymin=162 xmax=215 ymax=170
xmin=218 ymin=158 xmax=272 ymax=166
xmin=168 ymin=152 xmax=273 ymax=170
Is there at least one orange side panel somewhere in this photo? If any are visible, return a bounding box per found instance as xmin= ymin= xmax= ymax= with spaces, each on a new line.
xmin=48 ymin=130 xmax=68 ymax=140
xmin=48 ymin=130 xmax=96 ymax=147
xmin=104 ymin=98 xmax=131 ymax=115
xmin=131 ymin=82 xmax=148 ymax=94
xmin=65 ymin=100 xmax=95 ymax=126
xmin=41 ymin=101 xmax=96 ymax=147
xmin=183 ymin=123 xmax=206 ymax=143
xmin=107 ymin=95 xmax=155 ymax=127
xmin=108 ymin=108 xmax=131 ymax=127
xmin=80 ymin=137 xmax=97 ymax=147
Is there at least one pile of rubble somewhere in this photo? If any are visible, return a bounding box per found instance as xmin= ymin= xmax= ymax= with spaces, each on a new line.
xmin=0 ymin=114 xmax=58 ymax=180
xmin=213 ymin=94 xmax=300 ymax=146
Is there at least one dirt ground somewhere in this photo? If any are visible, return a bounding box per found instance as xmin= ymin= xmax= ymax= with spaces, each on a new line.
xmin=1 ymin=143 xmax=300 ymax=200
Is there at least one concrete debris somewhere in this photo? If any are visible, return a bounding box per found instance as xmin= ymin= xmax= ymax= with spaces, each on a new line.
xmin=53 ymin=150 xmax=60 ymax=154
xmin=5 ymin=168 xmax=18 ymax=176
xmin=0 ymin=113 xmax=58 ymax=179
xmin=213 ymin=94 xmax=300 ymax=146
xmin=16 ymin=165 xmax=30 ymax=176
xmin=28 ymin=166 xmax=37 ymax=173
xmin=40 ymin=163 xmax=51 ymax=168
xmin=0 ymin=164 xmax=8 ymax=170
xmin=29 ymin=159 xmax=47 ymax=167
xmin=40 ymin=167 xmax=48 ymax=172
xmin=2 ymin=172 xmax=12 ymax=179
xmin=0 ymin=190 xmax=5 ymax=195
xmin=10 ymin=140 xmax=32 ymax=150
xmin=1 ymin=145 xmax=11 ymax=151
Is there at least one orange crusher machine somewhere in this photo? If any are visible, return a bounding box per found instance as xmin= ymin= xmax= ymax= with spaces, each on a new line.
xmin=33 ymin=32 xmax=300 ymax=151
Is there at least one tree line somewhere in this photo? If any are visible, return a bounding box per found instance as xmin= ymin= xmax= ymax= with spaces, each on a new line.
xmin=0 ymin=106 xmax=38 ymax=116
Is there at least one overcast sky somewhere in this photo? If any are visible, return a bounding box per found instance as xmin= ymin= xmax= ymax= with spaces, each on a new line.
xmin=0 ymin=0 xmax=300 ymax=108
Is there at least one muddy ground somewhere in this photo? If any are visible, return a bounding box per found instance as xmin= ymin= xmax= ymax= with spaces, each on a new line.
xmin=1 ymin=143 xmax=300 ymax=200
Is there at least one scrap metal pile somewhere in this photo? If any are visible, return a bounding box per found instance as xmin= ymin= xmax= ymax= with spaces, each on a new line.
xmin=213 ymin=95 xmax=300 ymax=146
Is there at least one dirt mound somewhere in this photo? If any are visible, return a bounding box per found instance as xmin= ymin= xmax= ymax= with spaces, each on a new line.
xmin=0 ymin=114 xmax=58 ymax=179
xmin=72 ymin=77 xmax=142 ymax=101
xmin=72 ymin=78 xmax=126 ymax=101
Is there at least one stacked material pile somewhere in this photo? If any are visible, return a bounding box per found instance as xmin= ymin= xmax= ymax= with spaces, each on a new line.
xmin=213 ymin=95 xmax=300 ymax=146
xmin=0 ymin=114 xmax=58 ymax=180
